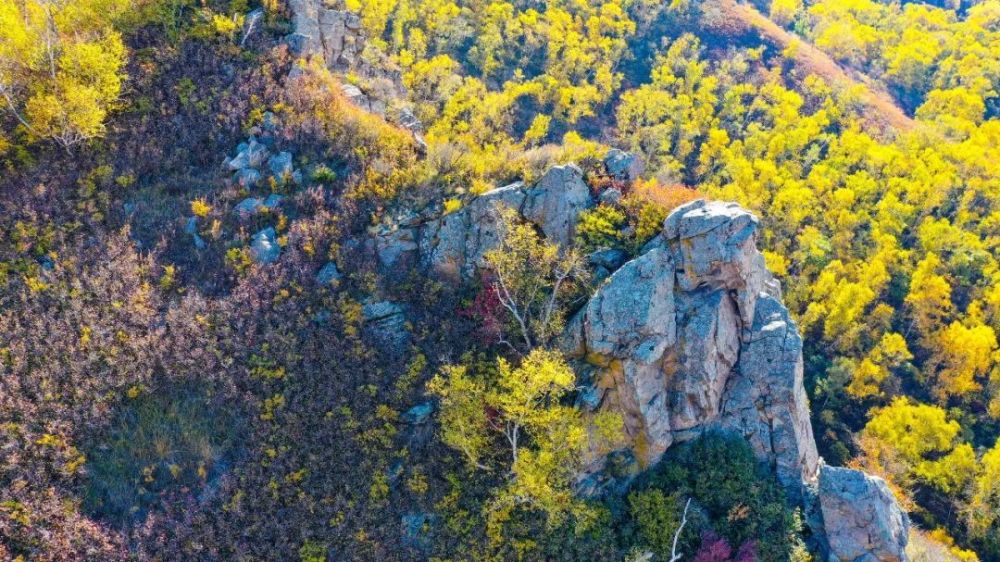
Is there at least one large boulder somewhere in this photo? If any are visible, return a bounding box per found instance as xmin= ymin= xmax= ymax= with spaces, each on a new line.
xmin=817 ymin=465 xmax=909 ymax=562
xmin=556 ymin=200 xmax=822 ymax=511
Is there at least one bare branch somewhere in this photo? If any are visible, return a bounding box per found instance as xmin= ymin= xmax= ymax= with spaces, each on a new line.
xmin=670 ymin=498 xmax=692 ymax=562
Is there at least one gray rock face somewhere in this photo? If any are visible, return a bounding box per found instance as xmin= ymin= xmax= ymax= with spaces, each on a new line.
xmin=577 ymin=248 xmax=677 ymax=458
xmin=560 ymin=200 xmax=818 ymax=505
xmin=374 ymin=167 xmax=594 ymax=281
xmin=402 ymin=402 xmax=434 ymax=425
xmin=236 ymin=168 xmax=262 ymax=188
xmin=362 ymin=300 xmax=409 ymax=349
xmin=664 ymin=199 xmax=780 ymax=333
xmin=817 ymin=465 xmax=909 ymax=561
xmin=235 ymin=197 xmax=263 ymax=216
xmin=522 ymin=164 xmax=592 ymax=247
xmin=287 ymin=0 xmax=363 ymax=70
xmin=419 ymin=182 xmax=527 ymax=279
xmin=669 ymin=289 xmax=739 ymax=432
xmin=715 ymin=293 xmax=819 ymax=503
xmin=250 ymin=227 xmax=281 ymax=264
xmin=377 ymin=226 xmax=419 ymax=268
xmin=263 ymin=193 xmax=284 ymax=209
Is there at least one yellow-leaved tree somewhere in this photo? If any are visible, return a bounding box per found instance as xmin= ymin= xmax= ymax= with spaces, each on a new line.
xmin=427 ymin=349 xmax=624 ymax=536
xmin=0 ymin=0 xmax=129 ymax=149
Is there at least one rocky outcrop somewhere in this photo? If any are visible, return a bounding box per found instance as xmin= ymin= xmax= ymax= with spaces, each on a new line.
xmin=286 ymin=0 xmax=363 ymax=71
xmin=561 ymin=200 xmax=818 ymax=504
xmin=367 ymin=162 xmax=907 ymax=559
xmin=286 ymin=0 xmax=424 ymax=137
xmin=816 ymin=465 xmax=910 ymax=562
xmin=372 ymin=165 xmax=591 ymax=279
xmin=522 ymin=164 xmax=592 ymax=247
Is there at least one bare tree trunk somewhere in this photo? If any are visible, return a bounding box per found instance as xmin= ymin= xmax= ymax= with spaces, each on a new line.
xmin=669 ymin=498 xmax=692 ymax=562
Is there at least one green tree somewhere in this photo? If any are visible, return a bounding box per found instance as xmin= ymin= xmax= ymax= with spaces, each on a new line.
xmin=0 ymin=0 xmax=129 ymax=148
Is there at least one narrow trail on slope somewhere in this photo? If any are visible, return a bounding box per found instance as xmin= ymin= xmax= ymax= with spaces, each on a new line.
xmin=724 ymin=0 xmax=917 ymax=133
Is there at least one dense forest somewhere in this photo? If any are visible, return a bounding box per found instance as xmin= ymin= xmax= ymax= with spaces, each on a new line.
xmin=0 ymin=0 xmax=997 ymax=561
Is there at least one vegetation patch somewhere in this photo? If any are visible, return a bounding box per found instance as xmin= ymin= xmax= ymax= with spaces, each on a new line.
xmin=82 ymin=384 xmax=246 ymax=527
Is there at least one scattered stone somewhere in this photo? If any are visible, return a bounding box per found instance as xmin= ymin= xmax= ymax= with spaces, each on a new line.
xmin=387 ymin=459 xmax=405 ymax=486
xmin=362 ymin=301 xmax=403 ymax=322
xmin=401 ymin=512 xmax=436 ymax=549
xmin=184 ymin=217 xmax=206 ymax=249
xmin=402 ymin=402 xmax=434 ymax=425
xmin=376 ymin=227 xmax=419 ymax=268
xmin=604 ymin=149 xmax=645 ymax=182
xmin=396 ymin=106 xmax=423 ymax=133
xmin=250 ymin=227 xmax=281 ymax=264
xmin=817 ymin=465 xmax=909 ymax=562
xmin=235 ymin=197 xmax=263 ymax=216
xmin=316 ymin=262 xmax=342 ymax=285
xmin=261 ymin=111 xmax=278 ymax=131
xmin=236 ymin=168 xmax=262 ymax=188
xmin=342 ymin=84 xmax=367 ymax=105
xmin=268 ymin=152 xmax=294 ymax=178
xmin=263 ymin=193 xmax=284 ymax=209
xmin=362 ymin=301 xmax=409 ymax=348
xmin=227 ymin=137 xmax=269 ymax=171
xmin=588 ymin=248 xmax=629 ymax=271
xmin=599 ymin=187 xmax=623 ymax=206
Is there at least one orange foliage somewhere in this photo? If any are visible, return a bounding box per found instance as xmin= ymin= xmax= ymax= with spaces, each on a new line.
xmin=629 ymin=179 xmax=702 ymax=213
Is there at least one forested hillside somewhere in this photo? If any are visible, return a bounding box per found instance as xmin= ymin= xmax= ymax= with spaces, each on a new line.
xmin=0 ymin=0 xmax=997 ymax=561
